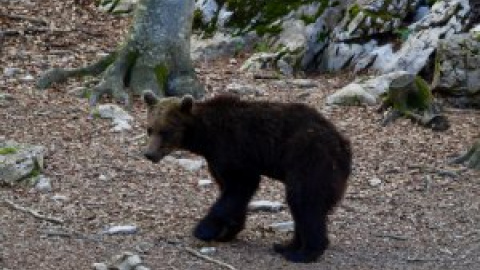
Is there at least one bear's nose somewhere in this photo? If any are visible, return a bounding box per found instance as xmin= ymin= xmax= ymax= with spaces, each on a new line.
xmin=144 ymin=152 xmax=156 ymax=161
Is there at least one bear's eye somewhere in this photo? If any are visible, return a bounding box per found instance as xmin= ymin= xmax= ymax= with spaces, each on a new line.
xmin=147 ymin=127 xmax=153 ymax=136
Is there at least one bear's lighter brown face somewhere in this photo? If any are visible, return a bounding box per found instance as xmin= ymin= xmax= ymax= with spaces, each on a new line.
xmin=143 ymin=92 xmax=194 ymax=163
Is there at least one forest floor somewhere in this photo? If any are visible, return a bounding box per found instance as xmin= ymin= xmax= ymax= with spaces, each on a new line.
xmin=1 ymin=1 xmax=479 ymax=270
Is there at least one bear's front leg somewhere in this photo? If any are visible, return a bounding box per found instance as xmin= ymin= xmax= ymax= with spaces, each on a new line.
xmin=194 ymin=170 xmax=260 ymax=242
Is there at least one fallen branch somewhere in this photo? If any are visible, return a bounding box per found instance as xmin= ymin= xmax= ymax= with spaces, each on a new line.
xmin=373 ymin=232 xmax=408 ymax=241
xmin=3 ymin=199 xmax=64 ymax=224
xmin=0 ymin=12 xmax=48 ymax=25
xmin=0 ymin=27 xmax=70 ymax=37
xmin=185 ymin=247 xmax=236 ymax=270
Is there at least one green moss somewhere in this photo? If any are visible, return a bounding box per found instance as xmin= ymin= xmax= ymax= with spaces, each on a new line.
xmin=0 ymin=147 xmax=17 ymax=155
xmin=300 ymin=14 xmax=317 ymax=24
xmin=216 ymin=0 xmax=324 ymax=35
xmin=348 ymin=3 xmax=361 ymax=17
xmin=256 ymin=24 xmax=283 ymax=36
xmin=193 ymin=9 xmax=205 ymax=30
xmin=342 ymin=95 xmax=363 ymax=106
xmin=317 ymin=31 xmax=329 ymax=42
xmin=412 ymin=76 xmax=433 ymax=109
xmin=394 ymin=27 xmax=411 ymax=41
xmin=254 ymin=41 xmax=271 ymax=53
xmin=427 ymin=0 xmax=440 ymax=7
xmin=29 ymin=167 xmax=41 ymax=178
xmin=154 ymin=64 xmax=169 ymax=91
xmin=330 ymin=0 xmax=340 ymax=7
xmin=91 ymin=108 xmax=101 ymax=119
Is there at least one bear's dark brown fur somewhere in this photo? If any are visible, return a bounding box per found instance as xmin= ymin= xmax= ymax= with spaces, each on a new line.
xmin=143 ymin=93 xmax=352 ymax=263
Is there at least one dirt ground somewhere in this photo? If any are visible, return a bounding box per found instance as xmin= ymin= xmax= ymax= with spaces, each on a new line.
xmin=1 ymin=1 xmax=479 ymax=269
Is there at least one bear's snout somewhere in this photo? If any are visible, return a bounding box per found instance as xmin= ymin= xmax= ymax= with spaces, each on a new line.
xmin=143 ymin=151 xmax=162 ymax=163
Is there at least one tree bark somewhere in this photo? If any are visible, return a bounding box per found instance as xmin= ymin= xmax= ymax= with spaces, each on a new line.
xmin=37 ymin=0 xmax=204 ymax=106
xmin=451 ymin=140 xmax=480 ymax=170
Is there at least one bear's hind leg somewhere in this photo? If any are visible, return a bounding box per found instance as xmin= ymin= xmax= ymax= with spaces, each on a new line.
xmin=194 ymin=171 xmax=260 ymax=242
xmin=279 ymin=181 xmax=330 ymax=263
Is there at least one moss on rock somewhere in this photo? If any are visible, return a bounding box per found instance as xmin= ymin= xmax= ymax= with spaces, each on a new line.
xmin=0 ymin=147 xmax=17 ymax=155
xmin=204 ymin=0 xmax=330 ymax=35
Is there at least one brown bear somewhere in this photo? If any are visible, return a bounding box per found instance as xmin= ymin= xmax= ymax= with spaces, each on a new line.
xmin=143 ymin=92 xmax=352 ymax=263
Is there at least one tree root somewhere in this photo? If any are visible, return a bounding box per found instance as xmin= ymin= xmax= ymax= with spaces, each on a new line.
xmin=37 ymin=52 xmax=117 ymax=89
xmin=3 ymin=199 xmax=64 ymax=224
xmin=450 ymin=140 xmax=480 ymax=170
xmin=88 ymin=48 xmax=134 ymax=107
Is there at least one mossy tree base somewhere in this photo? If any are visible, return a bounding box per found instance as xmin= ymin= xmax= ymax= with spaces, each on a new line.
xmin=451 ymin=140 xmax=480 ymax=170
xmin=378 ymin=74 xmax=449 ymax=131
xmin=37 ymin=0 xmax=204 ymax=107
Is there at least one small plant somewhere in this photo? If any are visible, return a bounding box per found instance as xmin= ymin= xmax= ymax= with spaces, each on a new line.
xmin=0 ymin=147 xmax=17 ymax=155
xmin=394 ymin=27 xmax=411 ymax=41
xmin=254 ymin=42 xmax=271 ymax=53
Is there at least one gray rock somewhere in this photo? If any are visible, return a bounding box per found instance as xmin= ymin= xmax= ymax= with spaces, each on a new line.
xmin=20 ymin=74 xmax=34 ymax=82
xmin=413 ymin=5 xmax=430 ymax=22
xmin=34 ymin=175 xmax=52 ymax=192
xmin=51 ymin=194 xmax=69 ymax=202
xmin=326 ymin=71 xmax=411 ymax=106
xmin=471 ymin=24 xmax=480 ymax=40
xmin=249 ymin=200 xmax=285 ymax=213
xmin=225 ymin=83 xmax=260 ymax=95
xmin=199 ymin=247 xmax=217 ymax=255
xmin=333 ymin=0 xmax=418 ymax=42
xmin=275 ymin=19 xmax=306 ymax=52
xmin=432 ymin=32 xmax=480 ymax=96
xmin=104 ymin=225 xmax=139 ymax=235
xmin=0 ymin=92 xmax=15 ymax=107
xmin=240 ymin=52 xmax=281 ymax=72
xmin=368 ymin=177 xmax=382 ymax=187
xmin=382 ymin=0 xmax=471 ymax=74
xmin=3 ymin=67 xmax=21 ymax=77
xmin=93 ymin=263 xmax=108 ymax=270
xmin=191 ymin=32 xmax=257 ymax=62
xmin=176 ymin=158 xmax=204 ymax=172
xmin=195 ymin=0 xmax=218 ymax=25
xmin=97 ymin=104 xmax=133 ymax=132
xmin=270 ymin=221 xmax=294 ymax=233
xmin=276 ymin=59 xmax=294 ymax=77
xmin=0 ymin=140 xmax=45 ymax=186
xmin=95 ymin=252 xmax=150 ymax=270
xmin=198 ymin=178 xmax=213 ymax=187
xmin=286 ymin=79 xmax=317 ymax=89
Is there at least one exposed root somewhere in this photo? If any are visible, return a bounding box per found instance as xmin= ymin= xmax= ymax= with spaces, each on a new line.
xmin=450 ymin=141 xmax=480 ymax=170
xmin=3 ymin=199 xmax=64 ymax=224
xmin=88 ymin=48 xmax=133 ymax=107
xmin=37 ymin=52 xmax=117 ymax=89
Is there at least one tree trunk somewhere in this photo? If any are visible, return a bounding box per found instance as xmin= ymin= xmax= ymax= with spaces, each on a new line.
xmin=451 ymin=140 xmax=480 ymax=170
xmin=37 ymin=0 xmax=204 ymax=106
xmin=378 ymin=74 xmax=449 ymax=131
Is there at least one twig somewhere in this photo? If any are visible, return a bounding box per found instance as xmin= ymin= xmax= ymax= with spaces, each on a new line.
xmin=406 ymin=257 xmax=441 ymax=262
xmin=185 ymin=247 xmax=236 ymax=270
xmin=0 ymin=27 xmax=70 ymax=36
xmin=127 ymin=134 xmax=146 ymax=142
xmin=0 ymin=12 xmax=48 ymax=25
xmin=3 ymin=199 xmax=64 ymax=224
xmin=373 ymin=232 xmax=408 ymax=241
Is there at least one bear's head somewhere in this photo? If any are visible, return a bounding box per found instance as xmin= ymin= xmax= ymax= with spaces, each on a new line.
xmin=143 ymin=91 xmax=194 ymax=163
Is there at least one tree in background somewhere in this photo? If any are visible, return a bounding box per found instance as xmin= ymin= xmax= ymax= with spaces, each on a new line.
xmin=37 ymin=0 xmax=204 ymax=106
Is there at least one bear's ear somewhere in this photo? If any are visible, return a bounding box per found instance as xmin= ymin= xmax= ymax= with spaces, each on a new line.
xmin=180 ymin=95 xmax=194 ymax=113
xmin=143 ymin=90 xmax=159 ymax=107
